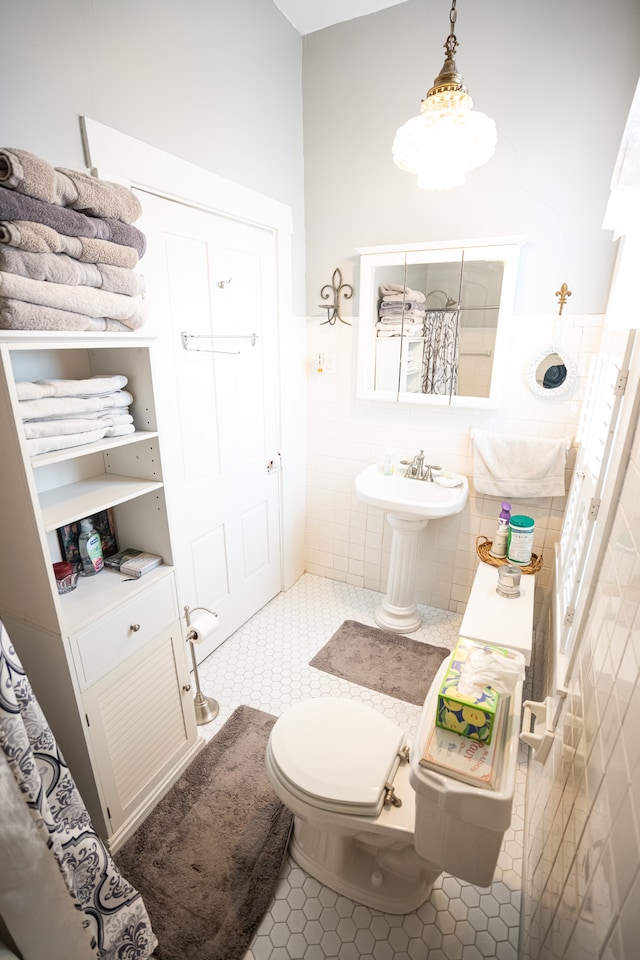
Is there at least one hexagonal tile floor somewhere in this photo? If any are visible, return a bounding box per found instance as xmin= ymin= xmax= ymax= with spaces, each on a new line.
xmin=195 ymin=574 xmax=526 ymax=959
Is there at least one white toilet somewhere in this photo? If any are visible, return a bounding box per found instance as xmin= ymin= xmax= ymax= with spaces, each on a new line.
xmin=266 ymin=654 xmax=523 ymax=914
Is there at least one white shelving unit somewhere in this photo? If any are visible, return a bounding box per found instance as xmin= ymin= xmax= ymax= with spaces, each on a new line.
xmin=0 ymin=333 xmax=199 ymax=850
xmin=374 ymin=337 xmax=425 ymax=394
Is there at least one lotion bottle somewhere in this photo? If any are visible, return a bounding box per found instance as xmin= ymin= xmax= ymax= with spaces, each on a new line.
xmin=78 ymin=518 xmax=104 ymax=576
xmin=489 ymin=502 xmax=511 ymax=559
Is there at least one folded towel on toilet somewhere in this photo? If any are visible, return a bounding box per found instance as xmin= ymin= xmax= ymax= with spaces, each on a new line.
xmin=472 ymin=428 xmax=567 ymax=498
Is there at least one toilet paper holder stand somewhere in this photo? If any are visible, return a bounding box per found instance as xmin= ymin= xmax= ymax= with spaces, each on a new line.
xmin=184 ymin=604 xmax=220 ymax=725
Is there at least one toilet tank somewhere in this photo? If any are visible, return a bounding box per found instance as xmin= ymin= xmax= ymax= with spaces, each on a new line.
xmin=409 ymin=655 xmax=523 ymax=888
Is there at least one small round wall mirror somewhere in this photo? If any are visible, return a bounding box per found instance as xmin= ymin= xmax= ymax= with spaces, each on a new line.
xmin=527 ymin=346 xmax=576 ymax=399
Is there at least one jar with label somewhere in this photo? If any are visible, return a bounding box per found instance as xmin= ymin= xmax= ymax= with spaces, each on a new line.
xmin=53 ymin=561 xmax=79 ymax=594
xmin=507 ymin=515 xmax=535 ymax=565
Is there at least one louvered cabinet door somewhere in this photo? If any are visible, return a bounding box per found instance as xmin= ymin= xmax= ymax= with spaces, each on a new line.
xmin=82 ymin=620 xmax=197 ymax=845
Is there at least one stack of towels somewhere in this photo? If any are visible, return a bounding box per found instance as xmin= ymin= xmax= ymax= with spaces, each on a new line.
xmin=18 ymin=375 xmax=135 ymax=456
xmin=376 ymin=283 xmax=426 ymax=337
xmin=0 ymin=147 xmax=146 ymax=332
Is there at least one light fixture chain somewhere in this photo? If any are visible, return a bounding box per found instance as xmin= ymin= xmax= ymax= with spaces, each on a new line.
xmin=445 ymin=0 xmax=459 ymax=57
xmin=449 ymin=0 xmax=457 ymax=32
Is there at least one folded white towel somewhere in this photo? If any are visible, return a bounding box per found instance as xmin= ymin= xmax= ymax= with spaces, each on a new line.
xmin=19 ymin=390 xmax=133 ymax=421
xmin=22 ymin=412 xmax=134 ymax=439
xmin=26 ymin=427 xmax=106 ymax=457
xmin=16 ymin=375 xmax=128 ymax=401
xmin=104 ymin=422 xmax=135 ymax=438
xmin=472 ymin=429 xmax=567 ymax=498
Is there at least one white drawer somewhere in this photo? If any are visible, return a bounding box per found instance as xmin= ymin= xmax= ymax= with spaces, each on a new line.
xmin=71 ymin=574 xmax=178 ymax=687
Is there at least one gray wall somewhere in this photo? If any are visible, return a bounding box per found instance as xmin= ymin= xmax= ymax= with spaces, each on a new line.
xmin=302 ymin=0 xmax=640 ymax=318
xmin=2 ymin=0 xmax=306 ymax=311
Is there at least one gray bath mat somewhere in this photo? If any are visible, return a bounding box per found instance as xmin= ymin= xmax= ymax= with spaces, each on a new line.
xmin=115 ymin=705 xmax=292 ymax=960
xmin=309 ymin=619 xmax=450 ymax=705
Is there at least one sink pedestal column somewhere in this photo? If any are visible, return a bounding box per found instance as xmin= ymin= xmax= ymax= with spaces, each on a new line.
xmin=375 ymin=514 xmax=428 ymax=634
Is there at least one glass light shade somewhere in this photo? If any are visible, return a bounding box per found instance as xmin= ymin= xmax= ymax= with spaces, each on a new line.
xmin=393 ymin=90 xmax=497 ymax=190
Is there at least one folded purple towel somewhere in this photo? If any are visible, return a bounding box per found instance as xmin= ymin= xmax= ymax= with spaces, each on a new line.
xmin=379 ymin=300 xmax=426 ymax=313
xmin=0 ymin=220 xmax=139 ymax=268
xmin=0 ymin=185 xmax=146 ymax=257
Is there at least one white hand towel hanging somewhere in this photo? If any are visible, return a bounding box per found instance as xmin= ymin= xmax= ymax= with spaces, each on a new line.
xmin=472 ymin=429 xmax=567 ymax=498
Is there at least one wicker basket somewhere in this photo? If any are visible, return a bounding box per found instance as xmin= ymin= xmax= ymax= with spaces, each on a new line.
xmin=475 ymin=535 xmax=542 ymax=575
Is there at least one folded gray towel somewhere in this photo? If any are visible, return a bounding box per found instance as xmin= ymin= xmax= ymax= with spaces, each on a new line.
xmin=0 ymin=298 xmax=136 ymax=333
xmin=0 ymin=247 xmax=144 ymax=296
xmin=379 ymin=301 xmax=426 ymax=314
xmin=0 ymin=148 xmax=142 ymax=223
xmin=0 ymin=272 xmax=145 ymax=324
xmin=0 ymin=185 xmax=146 ymax=256
xmin=0 ymin=220 xmax=139 ymax=268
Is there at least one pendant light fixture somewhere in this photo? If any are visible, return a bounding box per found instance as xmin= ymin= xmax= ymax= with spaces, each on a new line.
xmin=392 ymin=0 xmax=497 ymax=190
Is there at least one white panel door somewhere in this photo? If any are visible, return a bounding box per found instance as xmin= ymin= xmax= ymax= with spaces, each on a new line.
xmin=137 ymin=191 xmax=282 ymax=659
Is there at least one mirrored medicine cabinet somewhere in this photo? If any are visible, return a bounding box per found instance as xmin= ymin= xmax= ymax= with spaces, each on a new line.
xmin=356 ymin=238 xmax=523 ymax=408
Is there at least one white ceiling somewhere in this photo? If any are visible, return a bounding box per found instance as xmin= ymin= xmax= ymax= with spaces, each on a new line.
xmin=273 ymin=0 xmax=408 ymax=35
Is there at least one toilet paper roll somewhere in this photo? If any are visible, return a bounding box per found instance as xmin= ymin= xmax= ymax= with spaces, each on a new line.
xmin=187 ymin=609 xmax=218 ymax=645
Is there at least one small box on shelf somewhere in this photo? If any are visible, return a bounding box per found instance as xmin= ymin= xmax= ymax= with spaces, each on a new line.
xmin=119 ymin=552 xmax=163 ymax=578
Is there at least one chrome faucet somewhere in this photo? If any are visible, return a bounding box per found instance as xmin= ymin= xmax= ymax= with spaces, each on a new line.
xmin=401 ymin=450 xmax=441 ymax=482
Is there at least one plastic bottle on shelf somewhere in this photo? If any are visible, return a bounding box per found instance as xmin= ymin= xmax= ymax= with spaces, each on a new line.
xmin=489 ymin=501 xmax=511 ymax=559
xmin=78 ymin=518 xmax=104 ymax=576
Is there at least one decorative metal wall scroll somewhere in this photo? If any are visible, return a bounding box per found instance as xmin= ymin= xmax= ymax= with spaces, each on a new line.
xmin=319 ymin=268 xmax=353 ymax=325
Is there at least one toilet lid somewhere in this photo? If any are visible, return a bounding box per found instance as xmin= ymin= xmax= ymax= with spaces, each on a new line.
xmin=269 ymin=697 xmax=405 ymax=813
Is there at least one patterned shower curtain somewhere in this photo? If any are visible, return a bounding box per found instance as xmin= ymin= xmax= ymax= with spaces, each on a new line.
xmin=421 ymin=309 xmax=459 ymax=395
xmin=0 ymin=620 xmax=157 ymax=959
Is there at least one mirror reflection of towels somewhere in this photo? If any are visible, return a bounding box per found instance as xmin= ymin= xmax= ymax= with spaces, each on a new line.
xmin=543 ymin=364 xmax=567 ymax=388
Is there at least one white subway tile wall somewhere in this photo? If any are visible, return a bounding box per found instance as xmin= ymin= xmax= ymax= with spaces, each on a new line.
xmin=306 ymin=313 xmax=604 ymax=623
xmin=521 ymin=416 xmax=640 ymax=958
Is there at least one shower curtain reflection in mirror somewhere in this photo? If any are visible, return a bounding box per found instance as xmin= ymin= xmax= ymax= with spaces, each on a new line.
xmin=421 ymin=308 xmax=460 ymax=395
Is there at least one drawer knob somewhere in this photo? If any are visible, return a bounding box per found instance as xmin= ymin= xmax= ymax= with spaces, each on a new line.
xmin=129 ymin=623 xmax=141 ymax=632
xmin=182 ymin=683 xmax=192 ymax=693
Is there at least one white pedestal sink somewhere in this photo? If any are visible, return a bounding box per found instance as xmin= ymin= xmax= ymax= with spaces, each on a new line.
xmin=355 ymin=463 xmax=468 ymax=633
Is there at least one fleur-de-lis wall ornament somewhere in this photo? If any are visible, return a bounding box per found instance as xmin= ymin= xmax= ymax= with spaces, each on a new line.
xmin=555 ymin=282 xmax=572 ymax=315
xmin=319 ymin=268 xmax=353 ymax=325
